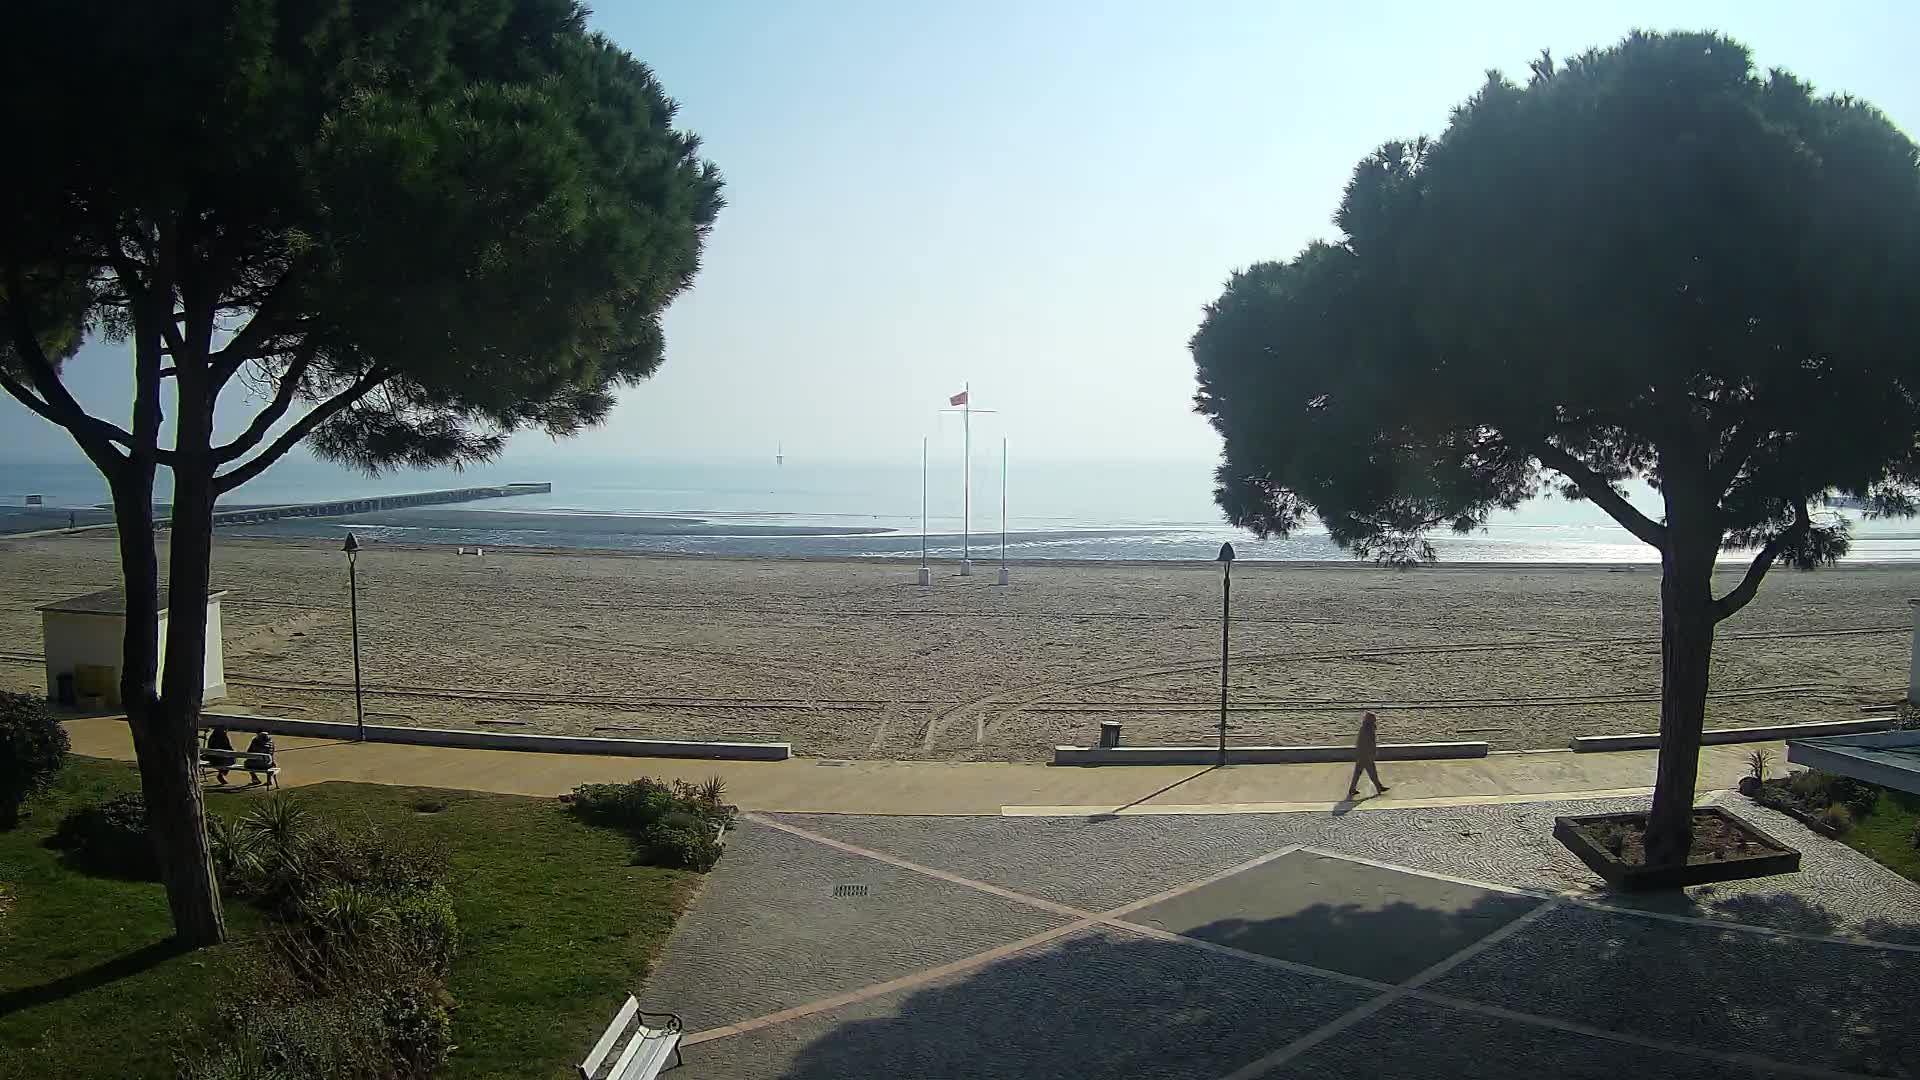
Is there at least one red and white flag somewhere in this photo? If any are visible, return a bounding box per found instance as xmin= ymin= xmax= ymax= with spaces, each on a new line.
xmin=949 ymin=390 xmax=968 ymax=406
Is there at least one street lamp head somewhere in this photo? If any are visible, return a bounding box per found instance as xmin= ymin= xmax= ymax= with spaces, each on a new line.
xmin=1217 ymin=542 xmax=1236 ymax=563
xmin=342 ymin=532 xmax=360 ymax=555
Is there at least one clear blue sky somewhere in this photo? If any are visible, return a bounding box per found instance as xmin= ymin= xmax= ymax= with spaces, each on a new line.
xmin=6 ymin=0 xmax=1916 ymax=467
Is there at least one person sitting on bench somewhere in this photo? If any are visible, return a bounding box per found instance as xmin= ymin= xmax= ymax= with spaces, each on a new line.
xmin=204 ymin=726 xmax=237 ymax=785
xmin=243 ymin=732 xmax=276 ymax=786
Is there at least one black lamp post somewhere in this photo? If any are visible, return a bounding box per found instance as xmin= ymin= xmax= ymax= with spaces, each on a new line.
xmin=1217 ymin=541 xmax=1235 ymax=767
xmin=344 ymin=532 xmax=365 ymax=741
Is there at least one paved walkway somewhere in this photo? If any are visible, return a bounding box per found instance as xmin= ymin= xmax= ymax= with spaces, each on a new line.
xmin=644 ymin=796 xmax=1920 ymax=1079
xmin=63 ymin=716 xmax=1771 ymax=816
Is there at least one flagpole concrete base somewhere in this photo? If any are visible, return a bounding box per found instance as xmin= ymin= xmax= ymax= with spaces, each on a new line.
xmin=917 ymin=566 xmax=932 ymax=586
xmin=960 ymin=560 xmax=973 ymax=577
xmin=997 ymin=566 xmax=1010 ymax=585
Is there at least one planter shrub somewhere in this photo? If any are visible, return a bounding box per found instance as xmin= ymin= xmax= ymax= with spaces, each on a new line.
xmin=48 ymin=793 xmax=157 ymax=879
xmin=0 ymin=691 xmax=68 ymax=829
xmin=564 ymin=776 xmax=735 ymax=870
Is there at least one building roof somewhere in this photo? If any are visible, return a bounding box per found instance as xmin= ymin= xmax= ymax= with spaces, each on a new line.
xmin=1786 ymin=729 xmax=1920 ymax=796
xmin=37 ymin=587 xmax=230 ymax=616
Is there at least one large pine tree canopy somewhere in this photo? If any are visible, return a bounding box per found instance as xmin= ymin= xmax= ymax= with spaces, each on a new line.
xmin=0 ymin=0 xmax=725 ymax=947
xmin=1193 ymin=31 xmax=1920 ymax=575
xmin=0 ymin=0 xmax=723 ymax=483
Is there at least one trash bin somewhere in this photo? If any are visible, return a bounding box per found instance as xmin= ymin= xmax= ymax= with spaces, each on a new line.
xmin=1098 ymin=721 xmax=1123 ymax=749
xmin=56 ymin=672 xmax=76 ymax=707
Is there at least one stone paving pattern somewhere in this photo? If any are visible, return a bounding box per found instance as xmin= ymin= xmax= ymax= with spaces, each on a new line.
xmin=1429 ymin=903 xmax=1920 ymax=1076
xmin=643 ymin=794 xmax=1920 ymax=1079
xmin=1129 ymin=850 xmax=1541 ymax=982
xmin=1273 ymin=999 xmax=1737 ymax=1080
xmin=673 ymin=925 xmax=1378 ymax=1080
xmin=639 ymin=824 xmax=1074 ymax=1027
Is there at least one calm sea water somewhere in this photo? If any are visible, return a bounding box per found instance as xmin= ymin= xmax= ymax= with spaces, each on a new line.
xmin=4 ymin=456 xmax=1919 ymax=563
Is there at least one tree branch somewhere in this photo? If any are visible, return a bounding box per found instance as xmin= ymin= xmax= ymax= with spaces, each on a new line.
xmin=213 ymin=366 xmax=391 ymax=493
xmin=2 ymin=272 xmax=135 ymax=462
xmin=1711 ymin=500 xmax=1810 ymax=623
xmin=212 ymin=347 xmax=314 ymax=464
xmin=210 ymin=265 xmax=305 ymax=384
xmin=1707 ymin=419 xmax=1765 ymax=495
xmin=1532 ymin=441 xmax=1668 ymax=549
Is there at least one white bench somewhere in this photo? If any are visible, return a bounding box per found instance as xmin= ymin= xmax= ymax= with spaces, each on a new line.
xmin=197 ymin=745 xmax=280 ymax=788
xmin=579 ymin=995 xmax=682 ymax=1080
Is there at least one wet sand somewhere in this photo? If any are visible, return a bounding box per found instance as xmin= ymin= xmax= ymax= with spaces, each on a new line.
xmin=0 ymin=533 xmax=1910 ymax=760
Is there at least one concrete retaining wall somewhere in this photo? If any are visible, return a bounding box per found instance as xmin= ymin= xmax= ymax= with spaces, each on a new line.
xmin=1569 ymin=717 xmax=1893 ymax=753
xmin=204 ymin=711 xmax=789 ymax=761
xmin=1052 ymin=741 xmax=1488 ymax=766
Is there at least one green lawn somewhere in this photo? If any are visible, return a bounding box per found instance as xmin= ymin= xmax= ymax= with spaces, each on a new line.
xmin=1845 ymin=786 xmax=1920 ymax=884
xmin=0 ymin=757 xmax=699 ymax=1080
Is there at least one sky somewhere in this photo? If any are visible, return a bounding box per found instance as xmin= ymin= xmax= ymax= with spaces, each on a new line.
xmin=5 ymin=0 xmax=1918 ymax=469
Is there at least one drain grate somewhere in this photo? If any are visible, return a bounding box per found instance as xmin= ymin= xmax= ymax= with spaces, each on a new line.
xmin=832 ymin=883 xmax=870 ymax=898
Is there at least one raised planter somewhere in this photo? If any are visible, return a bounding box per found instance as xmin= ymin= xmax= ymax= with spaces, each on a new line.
xmin=1568 ymin=717 xmax=1892 ymax=753
xmin=201 ymin=711 xmax=791 ymax=761
xmin=1553 ymin=806 xmax=1800 ymax=891
xmin=1052 ymin=741 xmax=1488 ymax=766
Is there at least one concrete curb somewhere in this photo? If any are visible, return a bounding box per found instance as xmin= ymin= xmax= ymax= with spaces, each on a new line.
xmin=203 ymin=711 xmax=790 ymax=761
xmin=1569 ymin=717 xmax=1892 ymax=753
xmin=1051 ymin=741 xmax=1488 ymax=766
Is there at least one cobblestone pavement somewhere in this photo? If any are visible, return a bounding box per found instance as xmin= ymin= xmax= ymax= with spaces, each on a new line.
xmin=641 ymin=795 xmax=1920 ymax=1079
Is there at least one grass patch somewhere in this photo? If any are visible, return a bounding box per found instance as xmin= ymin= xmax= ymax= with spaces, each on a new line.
xmin=1843 ymin=786 xmax=1920 ymax=884
xmin=0 ymin=758 xmax=699 ymax=1079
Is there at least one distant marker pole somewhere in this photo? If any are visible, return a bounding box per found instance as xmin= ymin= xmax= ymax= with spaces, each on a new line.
xmin=1216 ymin=541 xmax=1236 ymax=766
xmin=960 ymin=381 xmax=972 ymax=576
xmin=918 ymin=436 xmax=932 ymax=586
xmin=997 ymin=437 xmax=1010 ymax=586
xmin=942 ymin=385 xmax=995 ymax=578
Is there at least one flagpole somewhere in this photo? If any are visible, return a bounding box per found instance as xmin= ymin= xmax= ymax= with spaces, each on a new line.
xmin=997 ymin=436 xmax=1010 ymax=586
xmin=960 ymin=380 xmax=972 ymax=576
xmin=918 ymin=436 xmax=931 ymax=586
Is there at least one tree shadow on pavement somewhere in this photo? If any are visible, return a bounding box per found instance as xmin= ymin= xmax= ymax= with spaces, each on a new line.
xmin=757 ymin=892 xmax=1542 ymax=1080
xmin=752 ymin=882 xmax=1918 ymax=1080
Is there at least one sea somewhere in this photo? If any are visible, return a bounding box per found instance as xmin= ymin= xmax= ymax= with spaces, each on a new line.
xmin=5 ymin=456 xmax=1920 ymax=564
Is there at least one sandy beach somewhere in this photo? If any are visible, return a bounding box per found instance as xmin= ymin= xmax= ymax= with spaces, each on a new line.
xmin=0 ymin=533 xmax=1910 ymax=760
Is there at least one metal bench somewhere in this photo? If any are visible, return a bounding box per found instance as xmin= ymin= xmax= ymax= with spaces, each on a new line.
xmin=197 ymin=746 xmax=279 ymax=788
xmin=579 ymin=995 xmax=682 ymax=1080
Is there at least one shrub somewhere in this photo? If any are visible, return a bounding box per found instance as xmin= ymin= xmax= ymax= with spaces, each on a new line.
xmin=1820 ymin=803 xmax=1855 ymax=834
xmin=218 ymin=798 xmax=448 ymax=917
xmin=1827 ymin=776 xmax=1881 ymax=818
xmin=179 ymin=997 xmax=378 ymax=1079
xmin=384 ymin=885 xmax=460 ymax=980
xmin=49 ymin=793 xmax=157 ymax=878
xmin=566 ymin=779 xmax=678 ymax=829
xmin=1787 ymin=769 xmax=1832 ymax=802
xmin=377 ymin=976 xmax=456 ymax=1077
xmin=0 ymin=691 xmax=68 ymax=829
xmin=566 ymin=776 xmax=733 ymax=870
xmin=1745 ymin=749 xmax=1773 ymax=784
xmin=637 ymin=822 xmax=723 ymax=871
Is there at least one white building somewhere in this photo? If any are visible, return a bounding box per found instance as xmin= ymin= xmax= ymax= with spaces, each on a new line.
xmin=38 ymin=587 xmax=228 ymax=706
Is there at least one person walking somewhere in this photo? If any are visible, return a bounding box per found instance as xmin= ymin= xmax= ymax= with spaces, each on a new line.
xmin=1347 ymin=710 xmax=1390 ymax=799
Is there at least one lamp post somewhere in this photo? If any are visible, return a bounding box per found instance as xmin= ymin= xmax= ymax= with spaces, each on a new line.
xmin=1217 ymin=541 xmax=1235 ymax=767
xmin=344 ymin=532 xmax=365 ymax=741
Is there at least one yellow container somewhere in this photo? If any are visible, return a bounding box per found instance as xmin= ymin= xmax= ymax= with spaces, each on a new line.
xmin=73 ymin=664 xmax=120 ymax=708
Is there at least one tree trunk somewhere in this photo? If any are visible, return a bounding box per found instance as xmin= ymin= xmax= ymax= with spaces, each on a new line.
xmin=156 ymin=387 xmax=227 ymax=945
xmin=1644 ymin=530 xmax=1719 ymax=867
xmin=109 ymin=459 xmax=226 ymax=946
